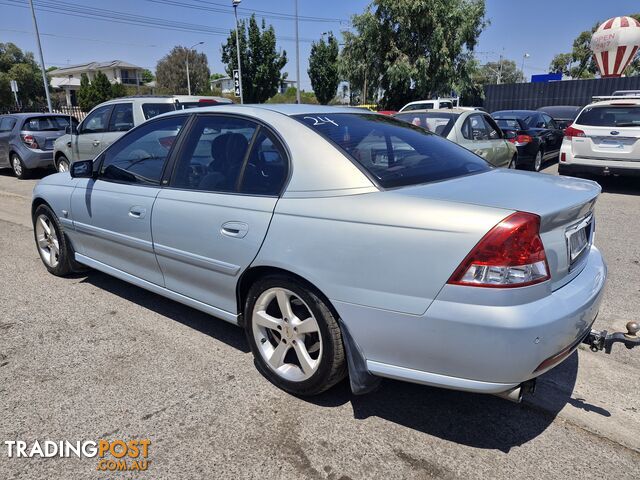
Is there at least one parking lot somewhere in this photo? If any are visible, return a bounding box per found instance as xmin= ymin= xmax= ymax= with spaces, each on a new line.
xmin=0 ymin=163 xmax=639 ymax=479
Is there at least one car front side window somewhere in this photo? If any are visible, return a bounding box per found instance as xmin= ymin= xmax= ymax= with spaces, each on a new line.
xmin=171 ymin=115 xmax=257 ymax=193
xmin=99 ymin=115 xmax=186 ymax=185
xmin=81 ymin=105 xmax=112 ymax=134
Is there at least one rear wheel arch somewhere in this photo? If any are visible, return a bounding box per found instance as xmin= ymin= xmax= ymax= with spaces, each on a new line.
xmin=236 ymin=266 xmax=337 ymax=326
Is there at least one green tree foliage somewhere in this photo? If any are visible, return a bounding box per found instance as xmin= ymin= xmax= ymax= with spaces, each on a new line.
xmin=140 ymin=69 xmax=155 ymax=84
xmin=308 ymin=33 xmax=340 ymax=104
xmin=266 ymin=86 xmax=318 ymax=104
xmin=156 ymin=46 xmax=211 ymax=95
xmin=91 ymin=71 xmax=115 ymax=105
xmin=340 ymin=0 xmax=487 ymax=110
xmin=549 ymin=14 xmax=640 ymax=78
xmin=0 ymin=42 xmax=47 ymax=109
xmin=221 ymin=15 xmax=287 ymax=103
xmin=77 ymin=73 xmax=93 ymax=111
xmin=77 ymin=71 xmax=129 ymax=110
xmin=110 ymin=82 xmax=128 ymax=98
xmin=476 ymin=59 xmax=524 ymax=85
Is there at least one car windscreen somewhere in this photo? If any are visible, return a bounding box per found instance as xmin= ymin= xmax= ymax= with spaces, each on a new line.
xmin=22 ymin=116 xmax=76 ymax=131
xmin=294 ymin=113 xmax=491 ymax=188
xmin=142 ymin=103 xmax=176 ymax=120
xmin=394 ymin=112 xmax=458 ymax=137
xmin=495 ymin=118 xmax=523 ymax=130
xmin=575 ymin=106 xmax=640 ymax=127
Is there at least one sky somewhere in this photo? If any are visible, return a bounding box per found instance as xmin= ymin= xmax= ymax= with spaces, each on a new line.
xmin=1 ymin=0 xmax=639 ymax=91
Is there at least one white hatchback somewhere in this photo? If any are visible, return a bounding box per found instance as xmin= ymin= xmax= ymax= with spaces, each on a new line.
xmin=559 ymin=97 xmax=640 ymax=177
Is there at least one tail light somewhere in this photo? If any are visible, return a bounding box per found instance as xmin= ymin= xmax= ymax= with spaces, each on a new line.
xmin=507 ymin=134 xmax=533 ymax=146
xmin=560 ymin=152 xmax=566 ymax=162
xmin=448 ymin=212 xmax=550 ymax=288
xmin=21 ymin=134 xmax=39 ymax=149
xmin=564 ymin=126 xmax=585 ymax=139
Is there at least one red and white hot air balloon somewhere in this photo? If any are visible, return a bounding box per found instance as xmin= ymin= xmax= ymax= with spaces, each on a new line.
xmin=591 ymin=16 xmax=640 ymax=77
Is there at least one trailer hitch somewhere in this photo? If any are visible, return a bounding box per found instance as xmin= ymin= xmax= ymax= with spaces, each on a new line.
xmin=583 ymin=321 xmax=640 ymax=354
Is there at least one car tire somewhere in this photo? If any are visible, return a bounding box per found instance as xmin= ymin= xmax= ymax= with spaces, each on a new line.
xmin=56 ymin=155 xmax=70 ymax=173
xmin=532 ymin=149 xmax=543 ymax=172
xmin=33 ymin=204 xmax=78 ymax=276
xmin=508 ymin=154 xmax=517 ymax=169
xmin=244 ymin=274 xmax=346 ymax=396
xmin=11 ymin=153 xmax=31 ymax=179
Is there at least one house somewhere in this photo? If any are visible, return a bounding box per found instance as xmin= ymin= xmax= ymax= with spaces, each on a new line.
xmin=210 ymin=76 xmax=297 ymax=96
xmin=49 ymin=60 xmax=145 ymax=106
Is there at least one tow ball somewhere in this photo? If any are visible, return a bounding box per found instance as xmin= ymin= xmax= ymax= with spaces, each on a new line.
xmin=583 ymin=321 xmax=640 ymax=354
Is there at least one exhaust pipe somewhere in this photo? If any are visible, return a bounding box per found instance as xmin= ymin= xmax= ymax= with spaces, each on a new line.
xmin=493 ymin=379 xmax=536 ymax=403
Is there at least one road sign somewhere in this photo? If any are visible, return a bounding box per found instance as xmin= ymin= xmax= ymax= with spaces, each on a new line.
xmin=233 ymin=69 xmax=241 ymax=97
xmin=10 ymin=80 xmax=18 ymax=92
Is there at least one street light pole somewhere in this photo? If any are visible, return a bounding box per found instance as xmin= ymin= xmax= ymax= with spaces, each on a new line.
xmin=294 ymin=0 xmax=301 ymax=104
xmin=28 ymin=0 xmax=52 ymax=112
xmin=232 ymin=0 xmax=244 ymax=104
xmin=521 ymin=53 xmax=530 ymax=83
xmin=186 ymin=41 xmax=204 ymax=96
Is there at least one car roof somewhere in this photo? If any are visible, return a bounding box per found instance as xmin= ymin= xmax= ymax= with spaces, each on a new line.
xmin=395 ymin=108 xmax=468 ymax=115
xmin=493 ymin=110 xmax=537 ymax=116
xmin=587 ymin=98 xmax=640 ymax=107
xmin=160 ymin=103 xmax=378 ymax=117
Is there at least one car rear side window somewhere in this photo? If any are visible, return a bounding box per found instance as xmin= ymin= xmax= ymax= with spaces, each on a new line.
xmin=294 ymin=113 xmax=490 ymax=188
xmin=108 ymin=103 xmax=134 ymax=132
xmin=22 ymin=116 xmax=71 ymax=131
xmin=99 ymin=115 xmax=186 ymax=185
xmin=142 ymin=103 xmax=176 ymax=120
xmin=171 ymin=115 xmax=257 ymax=193
xmin=575 ymin=106 xmax=640 ymax=127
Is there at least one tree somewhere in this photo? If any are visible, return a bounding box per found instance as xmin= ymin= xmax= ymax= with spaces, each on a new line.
xmin=221 ymin=15 xmax=287 ymax=103
xmin=549 ymin=53 xmax=573 ymax=76
xmin=0 ymin=42 xmax=47 ymax=109
xmin=308 ymin=33 xmax=340 ymax=104
xmin=340 ymin=0 xmax=487 ymax=110
xmin=110 ymin=82 xmax=128 ymax=98
xmin=475 ymin=59 xmax=524 ymax=85
xmin=140 ymin=69 xmax=154 ymax=84
xmin=77 ymin=73 xmax=93 ymax=111
xmin=92 ymin=71 xmax=114 ymax=105
xmin=156 ymin=46 xmax=211 ymax=95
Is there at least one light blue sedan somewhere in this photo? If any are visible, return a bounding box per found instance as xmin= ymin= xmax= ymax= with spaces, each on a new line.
xmin=32 ymin=105 xmax=607 ymax=401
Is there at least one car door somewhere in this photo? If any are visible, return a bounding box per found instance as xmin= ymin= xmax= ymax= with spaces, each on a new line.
xmin=101 ymin=102 xmax=134 ymax=151
xmin=151 ymin=114 xmax=287 ymax=315
xmin=72 ymin=104 xmax=113 ymax=161
xmin=0 ymin=116 xmax=16 ymax=167
xmin=460 ymin=114 xmax=494 ymax=163
xmin=542 ymin=114 xmax=563 ymax=155
xmin=483 ymin=114 xmax=510 ymax=167
xmin=70 ymin=114 xmax=187 ymax=285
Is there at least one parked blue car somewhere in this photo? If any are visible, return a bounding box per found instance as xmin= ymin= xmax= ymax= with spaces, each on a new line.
xmin=0 ymin=113 xmax=78 ymax=179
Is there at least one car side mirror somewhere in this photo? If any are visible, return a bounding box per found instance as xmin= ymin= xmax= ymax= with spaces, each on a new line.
xmin=504 ymin=130 xmax=517 ymax=140
xmin=65 ymin=125 xmax=78 ymax=135
xmin=70 ymin=159 xmax=94 ymax=178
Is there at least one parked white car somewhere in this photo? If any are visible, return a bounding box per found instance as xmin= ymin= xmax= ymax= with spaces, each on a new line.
xmin=559 ymin=96 xmax=640 ymax=177
xmin=399 ymin=98 xmax=458 ymax=112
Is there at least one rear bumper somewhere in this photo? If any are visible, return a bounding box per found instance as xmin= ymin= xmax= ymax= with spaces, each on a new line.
xmin=334 ymin=246 xmax=607 ymax=393
xmin=559 ymin=162 xmax=640 ymax=177
xmin=15 ymin=146 xmax=54 ymax=169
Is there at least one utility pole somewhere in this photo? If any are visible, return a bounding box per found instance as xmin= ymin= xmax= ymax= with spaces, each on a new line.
xmin=521 ymin=53 xmax=530 ymax=83
xmin=232 ymin=0 xmax=244 ymax=104
xmin=294 ymin=0 xmax=301 ymax=104
xmin=497 ymin=53 xmax=503 ymax=85
xmin=28 ymin=0 xmax=52 ymax=112
xmin=186 ymin=41 xmax=203 ymax=96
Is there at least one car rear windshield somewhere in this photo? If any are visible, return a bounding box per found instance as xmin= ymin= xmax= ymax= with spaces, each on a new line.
xmin=394 ymin=112 xmax=458 ymax=137
xmin=495 ymin=118 xmax=523 ymax=130
xmin=22 ymin=116 xmax=75 ymax=131
xmin=575 ymin=106 xmax=640 ymax=127
xmin=142 ymin=103 xmax=176 ymax=120
xmin=294 ymin=113 xmax=491 ymax=188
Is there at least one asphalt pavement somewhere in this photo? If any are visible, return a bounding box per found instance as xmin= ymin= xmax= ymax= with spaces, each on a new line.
xmin=0 ymin=163 xmax=639 ymax=479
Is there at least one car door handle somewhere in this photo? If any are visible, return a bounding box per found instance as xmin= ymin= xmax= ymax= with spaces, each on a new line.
xmin=93 ymin=140 xmax=101 ymax=147
xmin=221 ymin=221 xmax=249 ymax=238
xmin=128 ymin=206 xmax=147 ymax=219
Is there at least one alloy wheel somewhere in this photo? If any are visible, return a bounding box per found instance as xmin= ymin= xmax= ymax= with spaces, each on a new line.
xmin=252 ymin=287 xmax=323 ymax=382
xmin=35 ymin=214 xmax=60 ymax=268
xmin=11 ymin=156 xmax=23 ymax=177
xmin=58 ymin=158 xmax=69 ymax=173
xmin=534 ymin=151 xmax=542 ymax=171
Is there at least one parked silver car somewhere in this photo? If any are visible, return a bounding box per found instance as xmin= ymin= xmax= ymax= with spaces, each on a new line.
xmin=32 ymin=105 xmax=606 ymax=400
xmin=0 ymin=113 xmax=77 ymax=179
xmin=53 ymin=96 xmax=177 ymax=172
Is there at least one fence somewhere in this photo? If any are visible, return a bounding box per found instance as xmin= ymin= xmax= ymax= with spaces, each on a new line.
xmin=0 ymin=105 xmax=88 ymax=121
xmin=483 ymin=76 xmax=640 ymax=112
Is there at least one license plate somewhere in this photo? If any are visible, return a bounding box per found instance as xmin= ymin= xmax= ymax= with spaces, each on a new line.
xmin=566 ymin=214 xmax=593 ymax=266
xmin=598 ymin=139 xmax=622 ymax=149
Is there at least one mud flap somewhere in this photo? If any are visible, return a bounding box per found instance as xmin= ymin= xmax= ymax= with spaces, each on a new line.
xmin=338 ymin=318 xmax=381 ymax=395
